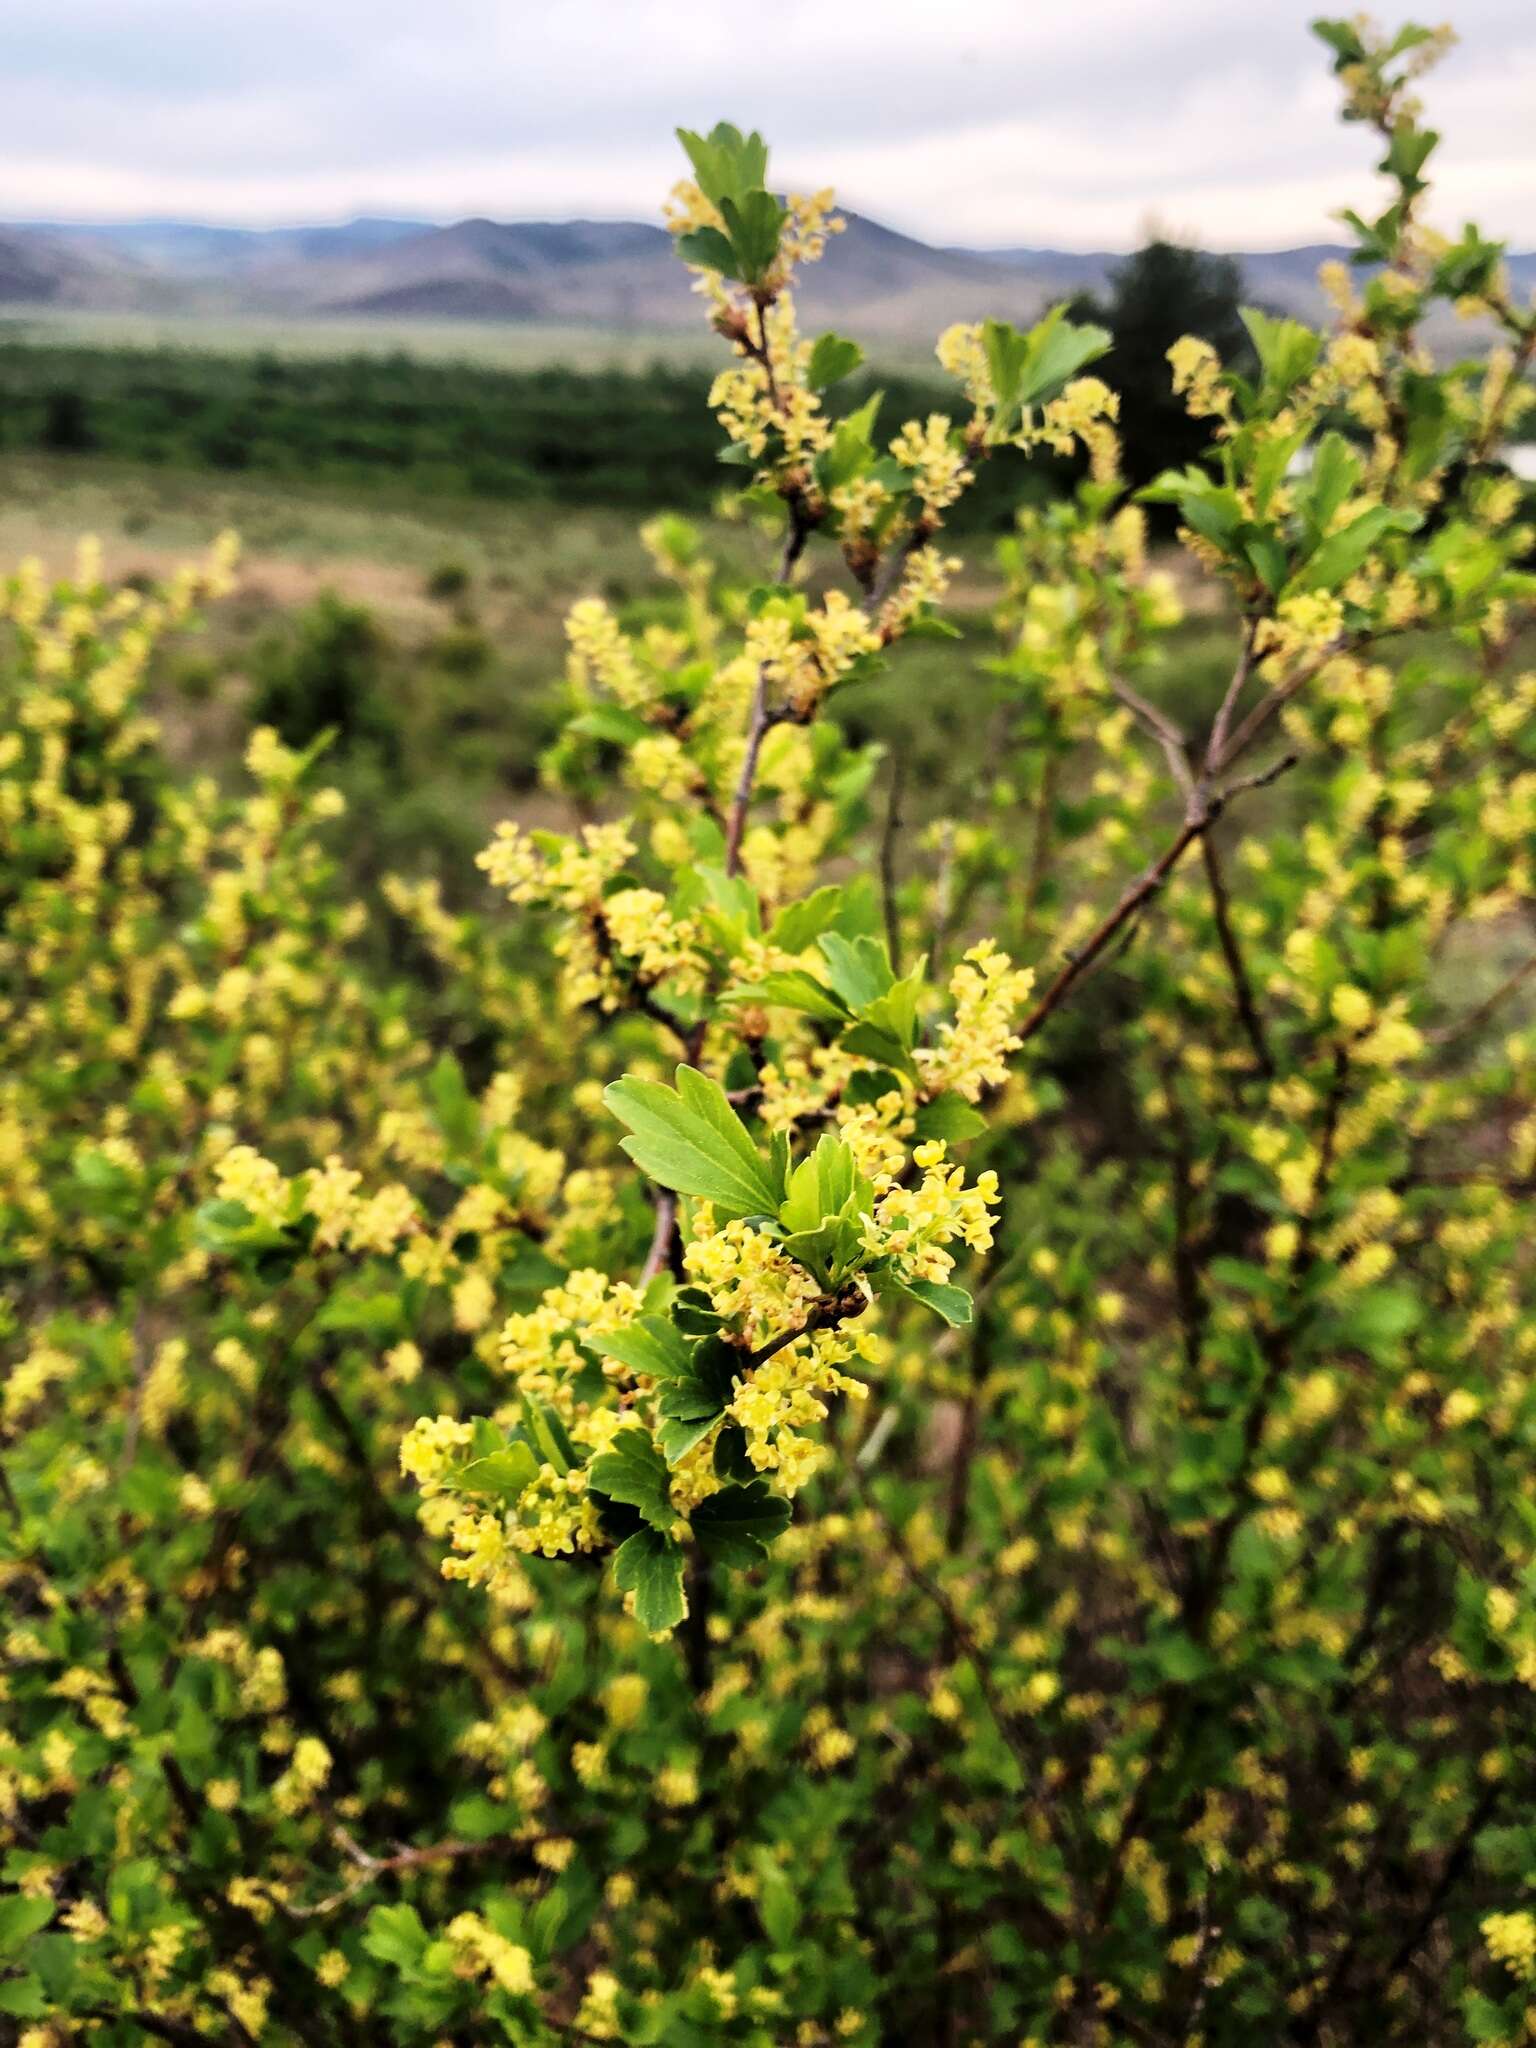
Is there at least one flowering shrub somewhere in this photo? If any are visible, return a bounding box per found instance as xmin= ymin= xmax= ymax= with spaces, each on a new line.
xmin=4 ymin=17 xmax=1536 ymax=2045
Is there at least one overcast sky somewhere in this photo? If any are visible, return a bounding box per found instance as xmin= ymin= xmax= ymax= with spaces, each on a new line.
xmin=4 ymin=0 xmax=1534 ymax=250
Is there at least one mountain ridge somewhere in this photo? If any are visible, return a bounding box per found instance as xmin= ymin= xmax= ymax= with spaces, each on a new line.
xmin=3 ymin=212 xmax=1531 ymax=338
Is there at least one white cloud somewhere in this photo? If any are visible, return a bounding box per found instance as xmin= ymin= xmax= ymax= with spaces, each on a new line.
xmin=1 ymin=0 xmax=1531 ymax=249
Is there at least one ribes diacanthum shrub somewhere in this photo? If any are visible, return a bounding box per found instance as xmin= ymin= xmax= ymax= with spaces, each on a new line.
xmin=5 ymin=18 xmax=1536 ymax=2045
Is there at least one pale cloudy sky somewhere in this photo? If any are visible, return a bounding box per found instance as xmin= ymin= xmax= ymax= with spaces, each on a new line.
xmin=4 ymin=0 xmax=1533 ymax=250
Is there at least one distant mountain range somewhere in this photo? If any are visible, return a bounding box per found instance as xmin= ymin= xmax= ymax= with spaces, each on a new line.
xmin=2 ymin=212 xmax=1532 ymax=339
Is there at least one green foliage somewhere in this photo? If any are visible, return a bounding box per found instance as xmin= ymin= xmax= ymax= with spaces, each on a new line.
xmin=979 ymin=306 xmax=1113 ymax=443
xmin=248 ymin=589 xmax=397 ymax=759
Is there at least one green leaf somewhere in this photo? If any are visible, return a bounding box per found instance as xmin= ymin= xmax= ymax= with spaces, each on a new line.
xmin=1240 ymin=307 xmax=1322 ymax=404
xmin=672 ymin=1285 xmax=725 ymax=1337
xmin=1150 ymin=1632 xmax=1214 ymax=1685
xmin=1179 ymin=485 xmax=1245 ymax=551
xmin=1244 ymin=532 xmax=1289 ymax=594
xmin=0 ymin=1976 xmax=46 ymax=2019
xmin=568 ymin=704 xmax=653 ymax=746
xmin=588 ymin=1428 xmax=675 ymax=1531
xmin=901 ymin=1276 xmax=974 ymax=1326
xmin=1302 ymin=431 xmax=1363 ymax=544
xmin=1385 ymin=124 xmax=1437 ymax=189
xmin=1137 ymin=461 xmax=1213 ymax=507
xmin=766 ymin=886 xmax=849 ymax=955
xmin=1017 ymin=306 xmax=1112 ymax=407
xmin=657 ymin=1374 xmax=730 ymax=1424
xmin=454 ymin=1439 xmax=539 ymax=1503
xmin=1340 ymin=1285 xmax=1420 ymax=1348
xmin=683 ymin=862 xmax=762 ymax=944
xmin=1289 ymin=504 xmax=1421 ymax=594
xmin=0 ymin=1896 xmax=52 ymax=1953
xmin=363 ymin=1902 xmax=430 ymax=1969
xmin=981 ymin=316 xmax=1031 ymax=417
xmin=913 ymin=1094 xmax=988 ymax=1143
xmin=587 ymin=1315 xmax=693 ymax=1382
xmin=720 ymin=189 xmax=787 ymax=283
xmin=753 ymin=1850 xmax=801 ymax=1945
xmin=856 ymin=958 xmax=926 ymax=1055
xmin=807 ymin=332 xmax=865 ymax=390
xmin=605 ymin=1065 xmax=783 ymax=1219
xmin=192 ymin=1198 xmax=291 ymax=1258
xmin=657 ymin=1412 xmax=721 ymax=1466
xmin=692 ymin=1480 xmax=792 ymax=1563
xmin=1250 ymin=424 xmax=1311 ymax=515
xmin=315 ymin=1288 xmax=405 ymax=1341
xmin=818 ymin=932 xmax=895 ymax=1013
xmin=779 ymin=1133 xmax=868 ymax=1236
xmin=675 ymin=224 xmax=741 ymax=278
xmin=1312 ymin=17 xmax=1366 ymax=66
xmin=981 ymin=306 xmax=1111 ymax=432
xmin=520 ymin=1393 xmax=578 ymax=1476
xmin=676 ymin=123 xmax=769 ymax=210
xmin=613 ymin=1527 xmax=688 ymax=1634
xmin=713 ymin=1422 xmax=756 ymax=1482
xmin=839 ymin=1020 xmax=915 ymax=1076
xmin=725 ymin=969 xmax=851 ymax=1024
xmin=427 ymin=1052 xmax=479 ymax=1153
xmin=817 ymin=410 xmax=879 ymax=494
xmin=776 ymin=1133 xmax=875 ymax=1286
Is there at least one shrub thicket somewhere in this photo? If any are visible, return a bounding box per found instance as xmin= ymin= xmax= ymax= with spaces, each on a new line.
xmin=4 ymin=20 xmax=1536 ymax=2047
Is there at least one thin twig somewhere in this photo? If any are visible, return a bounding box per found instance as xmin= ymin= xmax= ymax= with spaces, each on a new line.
xmin=1108 ymin=671 xmax=1194 ymax=795
xmin=1020 ymin=749 xmax=1056 ymax=940
xmin=879 ymin=751 xmax=905 ymax=971
xmin=1200 ymin=830 xmax=1274 ymax=1076
xmin=722 ymin=512 xmax=810 ymax=879
xmin=1204 ymin=617 xmax=1260 ymax=776
xmin=862 ymin=519 xmax=935 ymax=626
xmin=1429 ymin=950 xmax=1536 ymax=1052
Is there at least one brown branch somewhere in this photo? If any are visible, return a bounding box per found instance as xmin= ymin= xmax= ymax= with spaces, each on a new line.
xmin=639 ymin=1190 xmax=679 ymax=1284
xmin=1017 ymin=816 xmax=1205 ymax=1042
xmin=1213 ymin=639 xmax=1344 ymax=775
xmin=1200 ymin=829 xmax=1274 ymax=1076
xmin=1014 ymin=750 xmax=1297 ymax=1047
xmin=285 ymin=1826 xmax=547 ymax=1920
xmin=746 ymin=1287 xmax=869 ymax=1372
